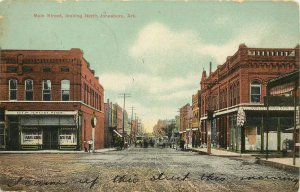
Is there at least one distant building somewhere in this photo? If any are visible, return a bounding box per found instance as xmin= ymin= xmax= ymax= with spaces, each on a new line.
xmin=200 ymin=44 xmax=299 ymax=152
xmin=0 ymin=49 xmax=104 ymax=150
xmin=192 ymin=90 xmax=201 ymax=147
xmin=179 ymin=103 xmax=192 ymax=145
xmin=104 ymin=99 xmax=113 ymax=148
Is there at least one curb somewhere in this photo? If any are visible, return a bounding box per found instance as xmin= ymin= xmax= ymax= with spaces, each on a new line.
xmin=255 ymin=159 xmax=300 ymax=174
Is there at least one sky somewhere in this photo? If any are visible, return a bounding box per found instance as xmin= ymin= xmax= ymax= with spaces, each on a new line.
xmin=0 ymin=0 xmax=299 ymax=132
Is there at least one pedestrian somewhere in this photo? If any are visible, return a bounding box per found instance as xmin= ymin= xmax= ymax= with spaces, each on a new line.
xmin=84 ymin=140 xmax=88 ymax=152
xmin=87 ymin=139 xmax=93 ymax=153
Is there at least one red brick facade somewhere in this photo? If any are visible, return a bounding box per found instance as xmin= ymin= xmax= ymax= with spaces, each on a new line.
xmin=199 ymin=44 xmax=299 ymax=151
xmin=0 ymin=49 xmax=104 ymax=150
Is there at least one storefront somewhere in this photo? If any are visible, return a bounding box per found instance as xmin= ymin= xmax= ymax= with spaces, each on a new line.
xmin=227 ymin=108 xmax=294 ymax=152
xmin=5 ymin=111 xmax=80 ymax=150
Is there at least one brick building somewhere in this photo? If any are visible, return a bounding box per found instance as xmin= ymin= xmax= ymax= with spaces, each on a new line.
xmin=191 ymin=90 xmax=201 ymax=147
xmin=104 ymin=99 xmax=113 ymax=148
xmin=200 ymin=44 xmax=299 ymax=152
xmin=0 ymin=48 xmax=104 ymax=150
xmin=179 ymin=103 xmax=192 ymax=146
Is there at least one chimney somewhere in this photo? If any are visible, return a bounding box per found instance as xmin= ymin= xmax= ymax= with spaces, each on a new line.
xmin=209 ymin=62 xmax=212 ymax=75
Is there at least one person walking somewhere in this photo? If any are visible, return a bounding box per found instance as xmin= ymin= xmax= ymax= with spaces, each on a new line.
xmin=87 ymin=139 xmax=93 ymax=153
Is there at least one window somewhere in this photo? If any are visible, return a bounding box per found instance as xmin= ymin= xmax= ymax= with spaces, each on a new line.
xmin=9 ymin=79 xmax=17 ymax=100
xmin=59 ymin=130 xmax=76 ymax=145
xmin=7 ymin=66 xmax=18 ymax=73
xmin=250 ymin=80 xmax=261 ymax=103
xmin=61 ymin=80 xmax=70 ymax=101
xmin=61 ymin=67 xmax=69 ymax=72
xmin=0 ymin=123 xmax=5 ymax=146
xmin=42 ymin=80 xmax=51 ymax=101
xmin=25 ymin=79 xmax=33 ymax=100
xmin=21 ymin=130 xmax=42 ymax=145
xmin=43 ymin=67 xmax=51 ymax=72
xmin=23 ymin=66 xmax=33 ymax=73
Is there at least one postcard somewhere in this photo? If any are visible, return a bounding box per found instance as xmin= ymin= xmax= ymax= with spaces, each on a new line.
xmin=0 ymin=0 xmax=299 ymax=191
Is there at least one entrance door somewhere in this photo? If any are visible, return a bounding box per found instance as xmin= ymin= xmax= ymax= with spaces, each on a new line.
xmin=43 ymin=127 xmax=58 ymax=149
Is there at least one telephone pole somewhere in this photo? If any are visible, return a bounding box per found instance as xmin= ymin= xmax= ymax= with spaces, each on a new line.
xmin=118 ymin=93 xmax=131 ymax=149
xmin=129 ymin=106 xmax=135 ymax=144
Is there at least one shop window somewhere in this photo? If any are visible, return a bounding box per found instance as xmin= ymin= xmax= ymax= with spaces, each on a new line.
xmin=250 ymin=80 xmax=261 ymax=103
xmin=42 ymin=80 xmax=51 ymax=101
xmin=59 ymin=129 xmax=76 ymax=145
xmin=245 ymin=117 xmax=262 ymax=151
xmin=61 ymin=80 xmax=70 ymax=101
xmin=25 ymin=79 xmax=33 ymax=101
xmin=9 ymin=79 xmax=17 ymax=100
xmin=21 ymin=130 xmax=42 ymax=145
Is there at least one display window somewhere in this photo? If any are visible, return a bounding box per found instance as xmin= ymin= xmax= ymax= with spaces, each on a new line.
xmin=59 ymin=129 xmax=76 ymax=145
xmin=21 ymin=129 xmax=42 ymax=145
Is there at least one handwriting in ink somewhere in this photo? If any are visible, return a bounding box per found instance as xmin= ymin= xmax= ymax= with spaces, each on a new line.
xmin=150 ymin=172 xmax=190 ymax=181
xmin=76 ymin=176 xmax=99 ymax=189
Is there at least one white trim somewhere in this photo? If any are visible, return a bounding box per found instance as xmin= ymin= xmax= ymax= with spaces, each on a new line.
xmin=243 ymin=106 xmax=294 ymax=111
xmin=192 ymin=128 xmax=198 ymax=131
xmin=5 ymin=110 xmax=78 ymax=115
xmin=200 ymin=103 xmax=294 ymax=121
xmin=0 ymin=101 xmax=103 ymax=113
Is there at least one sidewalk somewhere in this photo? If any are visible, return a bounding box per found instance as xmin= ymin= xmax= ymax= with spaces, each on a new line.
xmin=0 ymin=148 xmax=116 ymax=154
xmin=188 ymin=146 xmax=300 ymax=173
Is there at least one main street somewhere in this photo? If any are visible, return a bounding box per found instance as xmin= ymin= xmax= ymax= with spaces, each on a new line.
xmin=0 ymin=147 xmax=298 ymax=192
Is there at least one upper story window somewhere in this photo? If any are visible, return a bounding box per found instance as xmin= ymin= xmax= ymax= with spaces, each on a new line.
xmin=23 ymin=66 xmax=33 ymax=73
xmin=42 ymin=80 xmax=51 ymax=101
xmin=7 ymin=66 xmax=18 ymax=73
xmin=250 ymin=80 xmax=261 ymax=103
xmin=43 ymin=67 xmax=51 ymax=72
xmin=61 ymin=80 xmax=70 ymax=101
xmin=25 ymin=79 xmax=33 ymax=101
xmin=61 ymin=67 xmax=69 ymax=72
xmin=9 ymin=79 xmax=17 ymax=100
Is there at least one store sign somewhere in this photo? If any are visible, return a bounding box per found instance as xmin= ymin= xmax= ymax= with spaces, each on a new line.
xmin=5 ymin=111 xmax=77 ymax=115
xmin=237 ymin=107 xmax=246 ymax=127
xmin=243 ymin=106 xmax=294 ymax=111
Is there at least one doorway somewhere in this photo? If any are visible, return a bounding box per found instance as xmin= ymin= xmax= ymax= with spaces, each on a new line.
xmin=43 ymin=127 xmax=58 ymax=149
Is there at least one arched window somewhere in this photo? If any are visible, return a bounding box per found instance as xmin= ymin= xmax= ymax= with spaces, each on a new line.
xmin=250 ymin=80 xmax=261 ymax=103
xmin=9 ymin=79 xmax=17 ymax=100
xmin=42 ymin=80 xmax=51 ymax=101
xmin=61 ymin=80 xmax=70 ymax=101
xmin=25 ymin=79 xmax=33 ymax=100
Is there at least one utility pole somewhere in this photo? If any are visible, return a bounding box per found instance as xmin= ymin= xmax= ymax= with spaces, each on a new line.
xmin=118 ymin=93 xmax=131 ymax=149
xmin=129 ymin=106 xmax=135 ymax=144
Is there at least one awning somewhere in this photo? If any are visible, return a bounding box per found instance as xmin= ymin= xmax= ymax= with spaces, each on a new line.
xmin=113 ymin=130 xmax=122 ymax=137
xmin=283 ymin=125 xmax=300 ymax=133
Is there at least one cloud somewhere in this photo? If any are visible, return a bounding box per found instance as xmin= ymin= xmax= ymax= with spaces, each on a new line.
xmin=100 ymin=72 xmax=134 ymax=92
xmin=99 ymin=72 xmax=199 ymax=132
xmin=129 ymin=22 xmax=202 ymax=74
xmin=99 ymin=72 xmax=199 ymax=96
xmin=129 ymin=22 xmax=287 ymax=71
